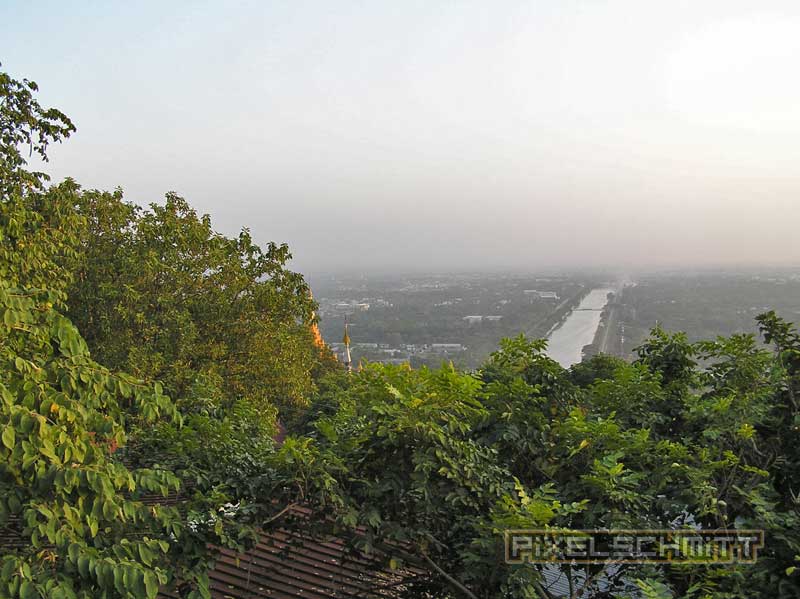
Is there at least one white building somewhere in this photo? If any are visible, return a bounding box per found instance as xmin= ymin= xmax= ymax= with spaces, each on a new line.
xmin=430 ymin=343 xmax=466 ymax=353
xmin=524 ymin=290 xmax=559 ymax=300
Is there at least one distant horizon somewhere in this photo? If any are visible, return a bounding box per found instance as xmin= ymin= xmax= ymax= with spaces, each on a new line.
xmin=304 ymin=262 xmax=800 ymax=280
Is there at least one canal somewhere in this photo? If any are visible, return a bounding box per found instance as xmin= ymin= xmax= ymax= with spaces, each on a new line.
xmin=546 ymin=288 xmax=613 ymax=367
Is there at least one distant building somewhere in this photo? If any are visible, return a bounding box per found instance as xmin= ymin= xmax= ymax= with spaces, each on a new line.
xmin=484 ymin=315 xmax=503 ymax=322
xmin=430 ymin=343 xmax=466 ymax=353
xmin=524 ymin=290 xmax=559 ymax=300
xmin=328 ymin=300 xmax=370 ymax=315
xmin=378 ymin=358 xmax=411 ymax=366
xmin=463 ymin=315 xmax=483 ymax=324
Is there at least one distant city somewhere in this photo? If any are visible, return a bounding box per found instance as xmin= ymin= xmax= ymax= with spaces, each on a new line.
xmin=310 ymin=269 xmax=800 ymax=369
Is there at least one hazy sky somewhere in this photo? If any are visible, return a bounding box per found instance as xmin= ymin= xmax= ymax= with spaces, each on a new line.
xmin=3 ymin=1 xmax=800 ymax=273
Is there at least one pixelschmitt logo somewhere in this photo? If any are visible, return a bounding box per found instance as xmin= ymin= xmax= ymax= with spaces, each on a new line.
xmin=504 ymin=529 xmax=765 ymax=564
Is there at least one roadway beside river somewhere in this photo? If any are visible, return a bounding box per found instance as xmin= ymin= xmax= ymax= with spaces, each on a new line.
xmin=585 ymin=278 xmax=630 ymax=360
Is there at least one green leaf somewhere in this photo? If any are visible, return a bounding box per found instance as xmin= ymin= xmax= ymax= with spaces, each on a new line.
xmin=68 ymin=542 xmax=80 ymax=564
xmin=1 ymin=425 xmax=14 ymax=450
xmin=138 ymin=543 xmax=154 ymax=566
xmin=113 ymin=565 xmax=125 ymax=595
xmin=144 ymin=570 xmax=159 ymax=599
xmin=77 ymin=555 xmax=90 ymax=578
xmin=19 ymin=580 xmax=38 ymax=599
xmin=129 ymin=568 xmax=146 ymax=598
xmin=88 ymin=517 xmax=98 ymax=537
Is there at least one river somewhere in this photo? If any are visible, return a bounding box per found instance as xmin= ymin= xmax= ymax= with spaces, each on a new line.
xmin=546 ymin=288 xmax=613 ymax=367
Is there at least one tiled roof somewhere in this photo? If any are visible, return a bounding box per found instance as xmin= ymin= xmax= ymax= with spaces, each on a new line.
xmin=2 ymin=502 xmax=426 ymax=598
xmin=0 ymin=512 xmax=632 ymax=599
xmin=180 ymin=526 xmax=422 ymax=599
xmin=158 ymin=506 xmax=427 ymax=599
xmin=0 ymin=515 xmax=25 ymax=550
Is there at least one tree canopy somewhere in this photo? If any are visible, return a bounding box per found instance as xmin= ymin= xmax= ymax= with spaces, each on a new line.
xmin=0 ymin=65 xmax=331 ymax=599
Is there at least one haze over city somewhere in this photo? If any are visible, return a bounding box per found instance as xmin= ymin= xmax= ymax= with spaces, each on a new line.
xmin=3 ymin=0 xmax=800 ymax=272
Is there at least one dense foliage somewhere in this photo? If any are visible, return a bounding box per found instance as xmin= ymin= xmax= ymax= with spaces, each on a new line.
xmin=1 ymin=66 xmax=200 ymax=599
xmin=292 ymin=328 xmax=800 ymax=598
xmin=0 ymin=65 xmax=330 ymax=599
xmin=65 ymin=188 xmax=321 ymax=412
xmin=2 ymin=64 xmax=800 ymax=599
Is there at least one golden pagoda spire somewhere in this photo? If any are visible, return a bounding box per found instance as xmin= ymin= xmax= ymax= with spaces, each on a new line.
xmin=307 ymin=289 xmax=326 ymax=349
xmin=342 ymin=318 xmax=352 ymax=373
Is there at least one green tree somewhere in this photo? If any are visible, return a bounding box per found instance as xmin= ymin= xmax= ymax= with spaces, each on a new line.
xmin=65 ymin=188 xmax=322 ymax=414
xmin=302 ymin=362 xmax=521 ymax=598
xmin=1 ymin=66 xmax=190 ymax=599
xmin=0 ymin=66 xmax=267 ymax=599
xmin=0 ymin=66 xmax=74 ymax=195
xmin=57 ymin=187 xmax=339 ymax=536
xmin=296 ymin=324 xmax=800 ymax=598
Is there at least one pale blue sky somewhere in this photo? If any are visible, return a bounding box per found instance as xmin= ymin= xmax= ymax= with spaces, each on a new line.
xmin=3 ymin=1 xmax=800 ymax=272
